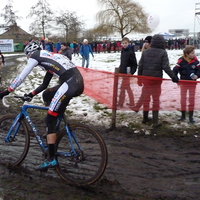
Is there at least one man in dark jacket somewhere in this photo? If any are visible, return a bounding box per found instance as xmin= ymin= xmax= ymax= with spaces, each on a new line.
xmin=138 ymin=34 xmax=178 ymax=128
xmin=60 ymin=42 xmax=72 ymax=60
xmin=118 ymin=37 xmax=137 ymax=109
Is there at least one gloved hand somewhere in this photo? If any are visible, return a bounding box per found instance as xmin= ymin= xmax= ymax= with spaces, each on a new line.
xmin=172 ymin=76 xmax=179 ymax=83
xmin=0 ymin=90 xmax=10 ymax=99
xmin=24 ymin=92 xmax=34 ymax=99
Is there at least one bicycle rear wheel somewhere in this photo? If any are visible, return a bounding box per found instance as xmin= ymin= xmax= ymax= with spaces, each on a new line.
xmin=0 ymin=114 xmax=30 ymax=166
xmin=56 ymin=124 xmax=107 ymax=186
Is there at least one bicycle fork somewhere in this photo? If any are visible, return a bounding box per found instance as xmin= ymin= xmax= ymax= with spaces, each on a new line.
xmin=56 ymin=125 xmax=82 ymax=160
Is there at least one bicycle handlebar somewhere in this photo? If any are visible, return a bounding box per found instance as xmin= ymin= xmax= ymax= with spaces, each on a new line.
xmin=2 ymin=95 xmax=32 ymax=108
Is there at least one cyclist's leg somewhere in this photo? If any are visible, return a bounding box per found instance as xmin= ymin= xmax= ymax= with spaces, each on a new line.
xmin=37 ymin=78 xmax=83 ymax=170
xmin=42 ymin=85 xmax=60 ymax=106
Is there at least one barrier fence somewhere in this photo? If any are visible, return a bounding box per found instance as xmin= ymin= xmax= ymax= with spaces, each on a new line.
xmin=77 ymin=67 xmax=200 ymax=128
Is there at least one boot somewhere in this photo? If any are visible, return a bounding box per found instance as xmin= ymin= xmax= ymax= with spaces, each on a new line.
xmin=178 ymin=111 xmax=186 ymax=121
xmin=189 ymin=111 xmax=195 ymax=123
xmin=142 ymin=111 xmax=152 ymax=124
xmin=153 ymin=111 xmax=162 ymax=128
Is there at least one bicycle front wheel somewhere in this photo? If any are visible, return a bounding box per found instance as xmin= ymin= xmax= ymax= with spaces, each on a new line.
xmin=56 ymin=124 xmax=108 ymax=186
xmin=0 ymin=114 xmax=30 ymax=166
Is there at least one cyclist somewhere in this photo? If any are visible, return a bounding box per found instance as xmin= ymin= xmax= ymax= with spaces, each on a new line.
xmin=0 ymin=41 xmax=84 ymax=171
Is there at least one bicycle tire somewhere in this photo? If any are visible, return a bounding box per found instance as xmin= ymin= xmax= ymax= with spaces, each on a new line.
xmin=56 ymin=124 xmax=108 ymax=186
xmin=0 ymin=114 xmax=30 ymax=166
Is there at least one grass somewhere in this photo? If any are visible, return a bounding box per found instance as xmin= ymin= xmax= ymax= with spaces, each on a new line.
xmin=93 ymin=102 xmax=108 ymax=112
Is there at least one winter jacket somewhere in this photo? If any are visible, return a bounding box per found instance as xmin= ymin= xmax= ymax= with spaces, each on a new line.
xmin=173 ymin=56 xmax=200 ymax=80
xmin=119 ymin=46 xmax=137 ymax=75
xmin=61 ymin=47 xmax=72 ymax=60
xmin=45 ymin=42 xmax=52 ymax=52
xmin=138 ymin=34 xmax=177 ymax=80
xmin=79 ymin=44 xmax=94 ymax=58
xmin=56 ymin=42 xmax=61 ymax=53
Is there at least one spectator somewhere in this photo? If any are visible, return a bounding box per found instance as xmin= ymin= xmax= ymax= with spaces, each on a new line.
xmin=113 ymin=41 xmax=117 ymax=53
xmin=45 ymin=38 xmax=52 ymax=52
xmin=139 ymin=39 xmax=144 ymax=51
xmin=135 ymin=39 xmax=140 ymax=52
xmin=94 ymin=41 xmax=98 ymax=53
xmin=41 ymin=38 xmax=45 ymax=49
xmin=0 ymin=50 xmax=5 ymax=82
xmin=79 ymin=39 xmax=94 ymax=68
xmin=107 ymin=40 xmax=112 ymax=53
xmin=133 ymin=36 xmax=152 ymax=114
xmin=138 ymin=34 xmax=179 ymax=128
xmin=56 ymin=40 xmax=61 ymax=53
xmin=173 ymin=45 xmax=200 ymax=123
xmin=97 ymin=42 xmax=101 ymax=53
xmin=118 ymin=37 xmax=137 ymax=109
xmin=102 ymin=41 xmax=106 ymax=53
xmin=116 ymin=40 xmax=121 ymax=52
xmin=73 ymin=40 xmax=79 ymax=56
xmin=141 ymin=36 xmax=152 ymax=53
xmin=60 ymin=42 xmax=72 ymax=60
xmin=70 ymin=42 xmax=74 ymax=54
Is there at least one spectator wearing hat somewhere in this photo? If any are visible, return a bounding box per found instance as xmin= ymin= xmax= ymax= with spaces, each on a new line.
xmin=79 ymin=39 xmax=94 ymax=68
xmin=141 ymin=36 xmax=152 ymax=52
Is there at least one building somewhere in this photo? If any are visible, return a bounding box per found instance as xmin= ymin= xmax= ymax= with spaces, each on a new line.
xmin=0 ymin=23 xmax=32 ymax=43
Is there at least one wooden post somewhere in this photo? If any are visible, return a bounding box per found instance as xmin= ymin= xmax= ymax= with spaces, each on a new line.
xmin=111 ymin=67 xmax=119 ymax=130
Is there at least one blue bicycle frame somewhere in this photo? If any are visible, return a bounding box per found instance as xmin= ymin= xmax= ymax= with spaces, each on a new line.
xmin=5 ymin=103 xmax=81 ymax=157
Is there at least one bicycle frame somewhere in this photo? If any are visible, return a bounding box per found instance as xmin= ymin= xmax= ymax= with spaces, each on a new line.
xmin=5 ymin=100 xmax=81 ymax=157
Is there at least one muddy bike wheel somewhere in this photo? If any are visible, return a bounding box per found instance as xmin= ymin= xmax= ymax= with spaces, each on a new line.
xmin=56 ymin=124 xmax=108 ymax=186
xmin=0 ymin=114 xmax=30 ymax=166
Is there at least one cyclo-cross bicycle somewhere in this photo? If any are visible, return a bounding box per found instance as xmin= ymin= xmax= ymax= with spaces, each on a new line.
xmin=0 ymin=95 xmax=107 ymax=186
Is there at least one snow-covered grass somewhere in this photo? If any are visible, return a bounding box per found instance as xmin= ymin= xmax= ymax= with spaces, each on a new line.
xmin=4 ymin=49 xmax=200 ymax=135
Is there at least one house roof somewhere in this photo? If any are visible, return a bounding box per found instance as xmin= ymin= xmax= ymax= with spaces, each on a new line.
xmin=0 ymin=23 xmax=31 ymax=36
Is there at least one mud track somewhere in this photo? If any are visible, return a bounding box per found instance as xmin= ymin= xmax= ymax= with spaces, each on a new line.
xmin=0 ymin=55 xmax=200 ymax=200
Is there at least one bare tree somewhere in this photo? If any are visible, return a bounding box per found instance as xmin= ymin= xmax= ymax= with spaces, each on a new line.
xmin=0 ymin=0 xmax=22 ymax=29
xmin=55 ymin=10 xmax=84 ymax=41
xmin=27 ymin=0 xmax=53 ymax=38
xmin=96 ymin=0 xmax=150 ymax=39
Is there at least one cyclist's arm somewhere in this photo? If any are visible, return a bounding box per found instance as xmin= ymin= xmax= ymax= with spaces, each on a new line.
xmin=31 ymin=71 xmax=53 ymax=96
xmin=8 ymin=58 xmax=38 ymax=92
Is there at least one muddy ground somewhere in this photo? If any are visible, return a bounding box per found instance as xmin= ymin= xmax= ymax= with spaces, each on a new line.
xmin=0 ymin=55 xmax=200 ymax=200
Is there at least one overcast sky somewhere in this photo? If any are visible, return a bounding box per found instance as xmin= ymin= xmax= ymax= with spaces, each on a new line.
xmin=0 ymin=0 xmax=200 ymax=35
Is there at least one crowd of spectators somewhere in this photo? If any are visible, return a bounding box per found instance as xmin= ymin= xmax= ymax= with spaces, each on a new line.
xmin=24 ymin=36 xmax=200 ymax=55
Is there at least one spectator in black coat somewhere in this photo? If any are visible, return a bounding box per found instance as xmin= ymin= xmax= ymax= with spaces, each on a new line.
xmin=118 ymin=37 xmax=137 ymax=109
xmin=60 ymin=42 xmax=72 ymax=60
xmin=138 ymin=34 xmax=178 ymax=128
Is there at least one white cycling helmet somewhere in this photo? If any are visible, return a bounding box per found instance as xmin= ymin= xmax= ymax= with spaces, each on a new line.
xmin=24 ymin=41 xmax=43 ymax=56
